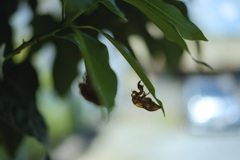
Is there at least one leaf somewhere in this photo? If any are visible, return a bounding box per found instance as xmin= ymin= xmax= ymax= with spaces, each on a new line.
xmin=123 ymin=0 xmax=189 ymax=51
xmin=60 ymin=0 xmax=67 ymax=20
xmin=123 ymin=0 xmax=212 ymax=70
xmin=124 ymin=0 xmax=207 ymax=41
xmin=64 ymin=0 xmax=100 ymax=22
xmin=0 ymin=118 xmax=23 ymax=158
xmin=161 ymin=38 xmax=183 ymax=72
xmin=0 ymin=60 xmax=49 ymax=148
xmin=62 ymin=30 xmax=118 ymax=112
xmin=190 ymin=55 xmax=213 ymax=70
xmin=52 ymin=39 xmax=81 ymax=96
xmin=78 ymin=26 xmax=165 ymax=116
xmin=100 ymin=0 xmax=128 ymax=22
xmin=0 ymin=43 xmax=5 ymax=80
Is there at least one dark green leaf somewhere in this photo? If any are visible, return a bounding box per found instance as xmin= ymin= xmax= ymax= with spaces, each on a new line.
xmin=190 ymin=55 xmax=213 ymax=70
xmin=161 ymin=38 xmax=183 ymax=72
xmin=53 ymin=39 xmax=81 ymax=96
xmin=0 ymin=118 xmax=23 ymax=158
xmin=27 ymin=0 xmax=37 ymax=11
xmin=78 ymin=26 xmax=165 ymax=116
xmin=163 ymin=0 xmax=188 ymax=18
xmin=63 ymin=30 xmax=117 ymax=112
xmin=124 ymin=0 xmax=207 ymax=41
xmin=0 ymin=60 xmax=49 ymax=148
xmin=64 ymin=0 xmax=100 ymax=21
xmin=31 ymin=15 xmax=59 ymax=36
xmin=123 ymin=0 xmax=212 ymax=70
xmin=100 ymin=0 xmax=128 ymax=22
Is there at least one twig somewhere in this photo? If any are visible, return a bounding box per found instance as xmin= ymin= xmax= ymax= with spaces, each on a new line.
xmin=5 ymin=24 xmax=68 ymax=61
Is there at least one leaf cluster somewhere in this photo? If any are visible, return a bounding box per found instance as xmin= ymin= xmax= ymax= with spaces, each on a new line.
xmin=0 ymin=0 xmax=209 ymax=159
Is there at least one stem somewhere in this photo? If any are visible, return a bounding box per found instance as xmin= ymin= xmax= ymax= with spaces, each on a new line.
xmin=5 ymin=24 xmax=68 ymax=61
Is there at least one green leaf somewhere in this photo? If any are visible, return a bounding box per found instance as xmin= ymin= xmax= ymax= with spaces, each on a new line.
xmin=78 ymin=26 xmax=165 ymax=116
xmin=124 ymin=0 xmax=207 ymax=41
xmin=123 ymin=0 xmax=212 ymax=70
xmin=53 ymin=39 xmax=81 ymax=96
xmin=60 ymin=0 xmax=67 ymax=20
xmin=63 ymin=30 xmax=117 ymax=112
xmin=100 ymin=31 xmax=165 ymax=116
xmin=123 ymin=0 xmax=188 ymax=51
xmin=100 ymin=0 xmax=128 ymax=22
xmin=0 ymin=119 xmax=23 ymax=158
xmin=64 ymin=0 xmax=99 ymax=22
xmin=189 ymin=55 xmax=213 ymax=70
xmin=0 ymin=60 xmax=49 ymax=148
xmin=161 ymin=38 xmax=183 ymax=72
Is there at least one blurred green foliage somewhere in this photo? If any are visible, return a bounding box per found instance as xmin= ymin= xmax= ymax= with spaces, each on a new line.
xmin=0 ymin=0 xmax=208 ymax=159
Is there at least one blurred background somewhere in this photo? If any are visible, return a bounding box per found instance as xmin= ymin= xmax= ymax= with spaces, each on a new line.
xmin=1 ymin=0 xmax=240 ymax=160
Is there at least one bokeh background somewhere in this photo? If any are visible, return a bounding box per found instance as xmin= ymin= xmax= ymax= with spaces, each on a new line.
xmin=1 ymin=0 xmax=240 ymax=160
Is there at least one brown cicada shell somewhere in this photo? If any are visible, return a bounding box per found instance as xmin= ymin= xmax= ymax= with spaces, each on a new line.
xmin=131 ymin=81 xmax=161 ymax=111
xmin=79 ymin=74 xmax=101 ymax=106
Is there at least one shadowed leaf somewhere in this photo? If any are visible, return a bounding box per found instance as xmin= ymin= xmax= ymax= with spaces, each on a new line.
xmin=0 ymin=60 xmax=49 ymax=148
xmin=53 ymin=39 xmax=81 ymax=96
xmin=64 ymin=0 xmax=99 ymax=21
xmin=100 ymin=0 xmax=128 ymax=22
xmin=0 ymin=119 xmax=23 ymax=158
xmin=61 ymin=30 xmax=117 ymax=112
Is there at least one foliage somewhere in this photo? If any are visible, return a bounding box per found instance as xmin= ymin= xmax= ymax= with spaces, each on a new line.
xmin=0 ymin=0 xmax=209 ymax=159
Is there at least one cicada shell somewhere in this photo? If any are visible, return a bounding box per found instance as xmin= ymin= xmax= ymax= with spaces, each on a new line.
xmin=131 ymin=81 xmax=161 ymax=111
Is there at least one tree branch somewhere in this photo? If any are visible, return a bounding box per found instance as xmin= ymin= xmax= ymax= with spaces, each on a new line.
xmin=5 ymin=24 xmax=67 ymax=61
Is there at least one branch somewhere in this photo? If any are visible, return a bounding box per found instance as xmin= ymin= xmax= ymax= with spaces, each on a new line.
xmin=5 ymin=24 xmax=67 ymax=61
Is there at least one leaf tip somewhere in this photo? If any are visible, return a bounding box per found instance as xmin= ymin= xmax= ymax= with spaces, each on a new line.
xmin=161 ymin=105 xmax=166 ymax=117
xmin=191 ymin=56 xmax=214 ymax=70
xmin=202 ymin=36 xmax=208 ymax=41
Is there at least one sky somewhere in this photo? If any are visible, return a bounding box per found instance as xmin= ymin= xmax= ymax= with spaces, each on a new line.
xmin=185 ymin=0 xmax=240 ymax=38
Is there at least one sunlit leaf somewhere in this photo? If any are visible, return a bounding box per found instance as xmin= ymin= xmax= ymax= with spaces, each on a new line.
xmin=100 ymin=0 xmax=128 ymax=22
xmin=124 ymin=0 xmax=207 ymax=41
xmin=78 ymin=26 xmax=165 ymax=116
xmin=62 ymin=30 xmax=117 ymax=112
